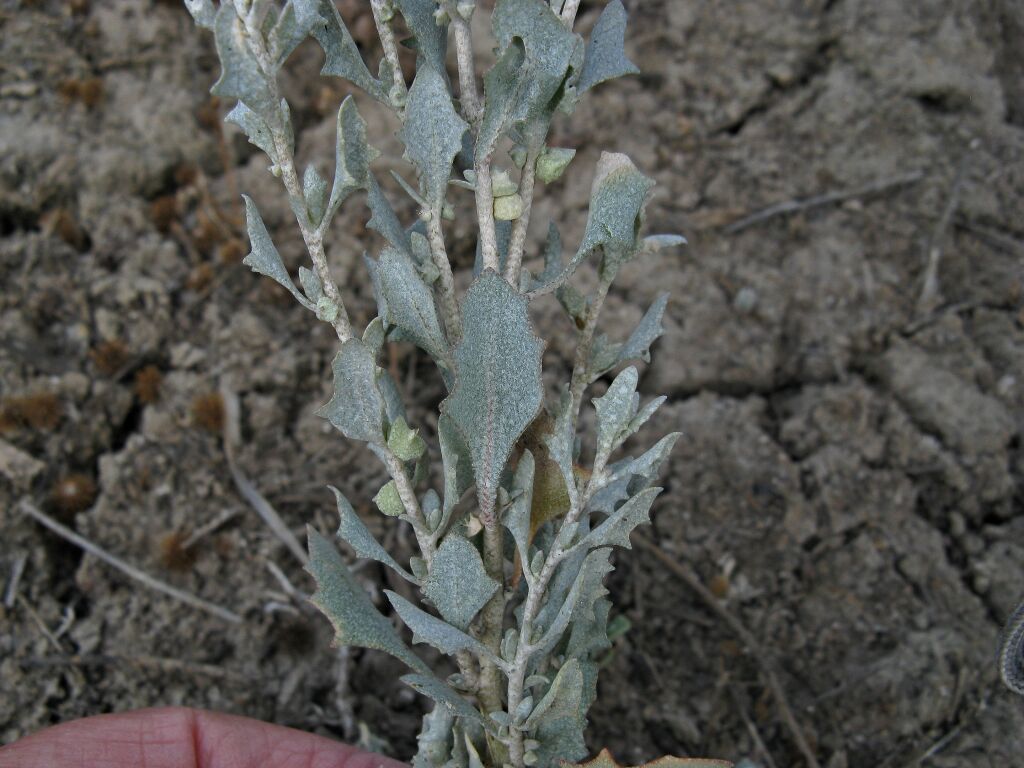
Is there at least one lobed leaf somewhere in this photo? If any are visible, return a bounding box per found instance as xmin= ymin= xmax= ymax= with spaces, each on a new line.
xmin=582 ymin=487 xmax=662 ymax=551
xmin=316 ymin=338 xmax=386 ymax=444
xmin=269 ymin=0 xmax=322 ymax=66
xmin=395 ymin=0 xmax=448 ymax=77
xmin=330 ymin=485 xmax=415 ymax=582
xmin=577 ymin=0 xmax=639 ymax=93
xmin=533 ymin=548 xmax=613 ymax=657
xmin=329 ymin=96 xmax=377 ymax=217
xmin=522 ymin=658 xmax=589 ymax=764
xmin=576 ymin=152 xmax=654 ymax=264
xmin=375 ymin=246 xmax=450 ymax=363
xmin=617 ymin=292 xmax=669 ymax=365
xmin=225 ymin=102 xmax=277 ymax=164
xmin=387 ymin=590 xmax=501 ymax=665
xmin=441 ymin=272 xmax=545 ymax=522
xmin=588 ymin=431 xmax=679 ymax=515
xmin=401 ymin=66 xmax=468 ymax=209
xmin=307 ymin=527 xmax=428 ymax=673
xmin=423 ymin=532 xmax=499 ymax=631
xmin=401 ymin=674 xmax=487 ymax=725
xmin=593 ymin=367 xmax=639 ymax=465
xmin=312 ymin=0 xmax=387 ymax=102
xmin=211 ymin=5 xmax=275 ymax=114
xmin=241 ymin=195 xmax=314 ymax=310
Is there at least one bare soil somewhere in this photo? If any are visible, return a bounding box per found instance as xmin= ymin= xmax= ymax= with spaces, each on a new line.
xmin=2 ymin=1 xmax=1023 ymax=766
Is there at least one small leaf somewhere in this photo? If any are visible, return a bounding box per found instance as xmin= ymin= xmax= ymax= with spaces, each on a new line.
xmin=374 ymin=480 xmax=405 ymax=517
xmin=330 ymin=485 xmax=415 ymax=582
xmin=387 ymin=590 xmax=501 ymax=664
xmin=577 ymin=0 xmax=640 ymax=93
xmin=593 ymin=367 xmax=639 ymax=465
xmin=439 ymin=414 xmax=474 ymax=525
xmin=388 ymin=416 xmax=427 ymax=462
xmin=566 ymin=597 xmax=612 ymax=659
xmin=225 ymin=102 xmax=277 ymax=163
xmin=576 ymin=152 xmax=654 ymax=263
xmin=241 ymin=195 xmax=314 ymax=309
xmin=565 ymin=749 xmax=733 ymax=768
xmin=362 ymin=316 xmax=386 ymax=355
xmin=582 ymin=487 xmax=662 ymax=550
xmin=316 ymin=338 xmax=386 ymax=443
xmin=536 ymin=147 xmax=576 ymax=184
xmin=312 ymin=0 xmax=387 ymax=102
xmin=400 ymin=65 xmax=468 ymax=208
xmin=396 ymin=0 xmax=448 ymax=76
xmin=210 ymin=5 xmax=275 ymax=114
xmin=299 ymin=266 xmax=323 ymax=303
xmin=184 ymin=0 xmax=216 ymax=29
xmin=303 ymin=165 xmax=328 ymax=225
xmin=329 ymin=96 xmax=377 ymax=216
xmin=534 ymin=548 xmax=613 ymax=656
xmin=401 ymin=673 xmax=486 ymax=724
xmin=366 ymin=175 xmax=413 ymax=254
xmin=504 ymin=450 xmax=536 ymax=565
xmin=522 ymin=657 xmax=588 ymax=764
xmin=423 ymin=532 xmax=499 ymax=630
xmin=494 ymin=193 xmax=525 ymax=221
xmin=376 ymin=247 xmax=450 ymax=363
xmin=269 ymin=0 xmax=322 ymax=66
xmin=617 ymin=292 xmax=669 ymax=365
xmin=441 ymin=271 xmax=545 ymax=522
xmin=307 ymin=527 xmax=428 ymax=673
xmin=590 ymin=432 xmax=681 ymax=514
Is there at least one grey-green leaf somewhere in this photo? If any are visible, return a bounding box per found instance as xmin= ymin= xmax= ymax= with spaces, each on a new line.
xmin=578 ymin=0 xmax=639 ymax=93
xmin=522 ymin=658 xmax=588 ymax=764
xmin=439 ymin=414 xmax=474 ymax=526
xmin=423 ymin=532 xmax=499 ymax=630
xmin=588 ymin=433 xmax=679 ymax=515
xmin=312 ymin=0 xmax=386 ymax=102
xmin=330 ymin=486 xmax=415 ymax=582
xmin=396 ymin=0 xmax=448 ymax=75
xmin=184 ymin=0 xmax=216 ymax=29
xmin=401 ymin=673 xmax=486 ymax=724
xmin=617 ymin=292 xmax=669 ymax=365
xmin=329 ymin=96 xmax=377 ymax=216
xmin=269 ymin=0 xmax=322 ymax=66
xmin=307 ymin=527 xmax=428 ymax=673
xmin=593 ymin=366 xmax=639 ymax=464
xmin=575 ymin=152 xmax=654 ymax=263
xmin=584 ymin=486 xmax=662 ymax=550
xmin=534 ymin=548 xmax=613 ymax=656
xmin=387 ymin=590 xmax=501 ymax=665
xmin=210 ymin=5 xmax=275 ymax=115
xmin=504 ymin=450 xmax=535 ymax=566
xmin=441 ymin=271 xmax=545 ymax=521
xmin=225 ymin=103 xmax=277 ymax=163
xmin=299 ymin=266 xmax=323 ymax=303
xmin=303 ymin=165 xmax=328 ymax=226
xmin=401 ymin=65 xmax=468 ymax=208
xmin=366 ymin=176 xmax=413 ymax=254
xmin=316 ymin=338 xmax=386 ymax=443
xmin=241 ymin=195 xmax=314 ymax=310
xmin=376 ymin=246 xmax=450 ymax=363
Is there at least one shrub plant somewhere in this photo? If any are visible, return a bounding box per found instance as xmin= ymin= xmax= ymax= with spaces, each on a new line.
xmin=185 ymin=1 xmax=725 ymax=766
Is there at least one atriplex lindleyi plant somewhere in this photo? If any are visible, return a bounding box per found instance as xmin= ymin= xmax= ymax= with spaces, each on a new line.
xmin=186 ymin=1 xmax=725 ymax=767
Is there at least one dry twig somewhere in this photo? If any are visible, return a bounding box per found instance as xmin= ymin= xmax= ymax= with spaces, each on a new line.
xmin=19 ymin=499 xmax=242 ymax=624
xmin=635 ymin=535 xmax=822 ymax=768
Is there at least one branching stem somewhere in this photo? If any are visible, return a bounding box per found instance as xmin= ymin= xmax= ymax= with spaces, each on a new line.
xmin=371 ymin=0 xmax=409 ymax=109
xmin=426 ymin=210 xmax=462 ymax=342
xmin=444 ymin=0 xmax=483 ymax=124
xmin=380 ymin=445 xmax=435 ymax=568
xmin=504 ymin=147 xmax=540 ymax=286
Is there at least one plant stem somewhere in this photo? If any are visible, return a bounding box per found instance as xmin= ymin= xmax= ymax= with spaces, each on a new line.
xmin=380 ymin=445 xmax=436 ymax=568
xmin=504 ymin=146 xmax=540 ymax=286
xmin=445 ymin=1 xmax=482 ymax=124
xmin=426 ymin=210 xmax=462 ymax=342
xmin=477 ymin=521 xmax=506 ymax=714
xmin=474 ymin=156 xmax=500 ymax=274
xmin=568 ymin=272 xmax=613 ymax=426
xmin=371 ymin=0 xmax=408 ymax=109
xmin=559 ymin=0 xmax=582 ymax=27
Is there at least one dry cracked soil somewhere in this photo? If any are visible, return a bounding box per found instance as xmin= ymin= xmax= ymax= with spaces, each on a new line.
xmin=1 ymin=1 xmax=1023 ymax=767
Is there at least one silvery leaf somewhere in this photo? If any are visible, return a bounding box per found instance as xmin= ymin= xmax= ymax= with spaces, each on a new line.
xmin=225 ymin=102 xmax=277 ymax=163
xmin=312 ymin=0 xmax=386 ymax=103
xmin=590 ymin=433 xmax=680 ymax=514
xmin=439 ymin=414 xmax=474 ymax=527
xmin=578 ymin=0 xmax=639 ymax=93
xmin=376 ymin=247 xmax=450 ymax=363
xmin=303 ymin=165 xmax=328 ymax=226
xmin=442 ymin=271 xmax=545 ymax=522
xmin=401 ymin=65 xmax=468 ymax=208
xmin=387 ymin=416 xmax=427 ymax=462
xmin=626 ymin=395 xmax=666 ymax=438
xmin=566 ymin=597 xmax=612 ymax=660
xmin=504 ymin=450 xmax=535 ymax=565
xmin=269 ymin=0 xmax=321 ymax=66
xmin=298 ymin=266 xmax=323 ymax=303
xmin=241 ymin=195 xmax=314 ymax=310
xmin=316 ymin=338 xmax=386 ymax=443
xmin=329 ymin=96 xmax=377 ymax=216
xmin=184 ymin=0 xmax=216 ymax=29
xmin=423 ymin=532 xmax=499 ymax=630
xmin=575 ymin=152 xmax=654 ymax=264
xmin=387 ymin=590 xmax=501 ymax=665
xmin=396 ymin=0 xmax=448 ymax=75
xmin=401 ymin=674 xmax=486 ymax=724
xmin=522 ymin=658 xmax=588 ymax=764
xmin=529 ymin=222 xmax=563 ymax=291
xmin=211 ymin=5 xmax=275 ymax=115
xmin=367 ymin=175 xmax=413 ymax=254
xmin=362 ymin=316 xmax=386 ymax=355
xmin=307 ymin=527 xmax=428 ymax=673
xmin=584 ymin=486 xmax=662 ymax=550
xmin=542 ymin=390 xmax=579 ymax=510
xmin=617 ymin=292 xmax=669 ymax=365
xmin=330 ymin=485 xmax=416 ymax=582
xmin=533 ymin=548 xmax=613 ymax=657
xmin=593 ymin=366 xmax=639 ymax=465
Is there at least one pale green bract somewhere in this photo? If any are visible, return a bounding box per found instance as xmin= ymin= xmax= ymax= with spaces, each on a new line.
xmin=185 ymin=0 xmax=717 ymax=765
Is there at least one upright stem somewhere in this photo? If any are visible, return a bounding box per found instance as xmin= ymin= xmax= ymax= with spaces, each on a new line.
xmin=446 ymin=2 xmax=483 ymax=124
xmin=380 ymin=445 xmax=435 ymax=568
xmin=371 ymin=0 xmax=409 ymax=108
xmin=426 ymin=210 xmax=462 ymax=342
xmin=477 ymin=521 xmax=506 ymax=714
xmin=474 ymin=156 xmax=501 ymax=274
xmin=504 ymin=147 xmax=540 ymax=286
xmin=559 ymin=0 xmax=582 ymax=27
xmin=568 ymin=273 xmax=613 ymax=425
